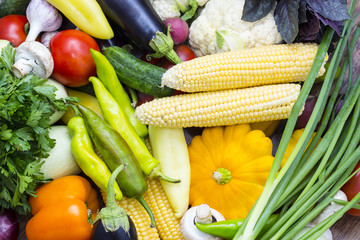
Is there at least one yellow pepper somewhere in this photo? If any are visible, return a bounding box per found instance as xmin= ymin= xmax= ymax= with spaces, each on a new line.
xmin=61 ymin=89 xmax=103 ymax=124
xmin=46 ymin=0 xmax=113 ymax=39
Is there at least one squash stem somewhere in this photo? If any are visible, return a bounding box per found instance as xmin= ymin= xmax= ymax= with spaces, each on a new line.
xmin=213 ymin=168 xmax=232 ymax=185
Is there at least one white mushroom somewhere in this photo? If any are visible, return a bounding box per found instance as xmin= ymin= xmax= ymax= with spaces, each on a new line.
xmin=310 ymin=190 xmax=348 ymax=226
xmin=180 ymin=204 xmax=225 ymax=240
xmin=12 ymin=41 xmax=54 ymax=79
xmin=294 ymin=190 xmax=348 ymax=240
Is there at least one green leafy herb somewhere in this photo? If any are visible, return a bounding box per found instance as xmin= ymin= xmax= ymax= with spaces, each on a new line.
xmin=234 ymin=1 xmax=359 ymax=239
xmin=274 ymin=0 xmax=300 ymax=44
xmin=242 ymin=0 xmax=277 ymax=22
xmin=242 ymin=0 xmax=350 ymax=43
xmin=0 ymin=44 xmax=73 ymax=215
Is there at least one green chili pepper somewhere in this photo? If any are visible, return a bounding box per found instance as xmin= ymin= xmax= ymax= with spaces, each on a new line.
xmin=90 ymin=49 xmax=148 ymax=138
xmin=195 ymin=214 xmax=279 ymax=239
xmin=77 ymin=104 xmax=156 ymax=227
xmin=67 ymin=105 xmax=123 ymax=200
xmin=88 ymin=76 xmax=180 ymax=183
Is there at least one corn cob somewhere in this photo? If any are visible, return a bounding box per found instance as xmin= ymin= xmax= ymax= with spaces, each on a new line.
xmin=144 ymin=178 xmax=184 ymax=240
xmin=101 ymin=178 xmax=184 ymax=240
xmin=161 ymin=43 xmax=326 ymax=92
xmin=135 ymin=84 xmax=302 ymax=128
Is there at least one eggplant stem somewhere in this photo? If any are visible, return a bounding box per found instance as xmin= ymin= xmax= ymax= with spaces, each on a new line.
xmin=148 ymin=26 xmax=182 ymax=64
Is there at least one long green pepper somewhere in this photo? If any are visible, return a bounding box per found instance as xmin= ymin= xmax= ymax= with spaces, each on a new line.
xmin=77 ymin=104 xmax=156 ymax=227
xmin=195 ymin=214 xmax=278 ymax=240
xmin=67 ymin=105 xmax=123 ymax=200
xmin=89 ymin=76 xmax=180 ymax=183
xmin=90 ymin=49 xmax=148 ymax=138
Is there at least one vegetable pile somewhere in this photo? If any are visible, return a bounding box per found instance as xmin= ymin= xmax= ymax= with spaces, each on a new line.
xmin=0 ymin=42 xmax=74 ymax=214
xmin=0 ymin=0 xmax=360 ymax=240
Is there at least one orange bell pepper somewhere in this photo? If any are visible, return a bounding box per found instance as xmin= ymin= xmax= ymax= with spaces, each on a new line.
xmin=25 ymin=175 xmax=100 ymax=240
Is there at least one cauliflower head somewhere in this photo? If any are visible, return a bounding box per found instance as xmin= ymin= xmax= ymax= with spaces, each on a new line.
xmin=188 ymin=0 xmax=283 ymax=56
xmin=150 ymin=0 xmax=209 ymax=21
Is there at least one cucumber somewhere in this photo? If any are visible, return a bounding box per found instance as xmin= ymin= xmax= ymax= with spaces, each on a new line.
xmin=102 ymin=46 xmax=175 ymax=98
xmin=0 ymin=0 xmax=30 ymax=18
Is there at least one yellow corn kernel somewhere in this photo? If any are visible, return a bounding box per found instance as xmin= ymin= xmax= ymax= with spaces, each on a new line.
xmin=101 ymin=191 xmax=160 ymax=240
xmin=144 ymin=178 xmax=184 ymax=240
xmin=161 ymin=43 xmax=327 ymax=92
xmin=135 ymin=84 xmax=302 ymax=128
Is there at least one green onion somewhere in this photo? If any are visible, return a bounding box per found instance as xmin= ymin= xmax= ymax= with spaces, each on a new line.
xmin=234 ymin=27 xmax=334 ymax=240
xmin=234 ymin=1 xmax=360 ymax=239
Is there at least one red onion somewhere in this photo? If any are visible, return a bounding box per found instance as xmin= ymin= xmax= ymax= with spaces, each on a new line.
xmin=0 ymin=209 xmax=19 ymax=240
xmin=164 ymin=17 xmax=189 ymax=45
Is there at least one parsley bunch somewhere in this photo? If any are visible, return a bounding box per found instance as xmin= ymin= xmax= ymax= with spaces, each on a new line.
xmin=0 ymin=44 xmax=73 ymax=214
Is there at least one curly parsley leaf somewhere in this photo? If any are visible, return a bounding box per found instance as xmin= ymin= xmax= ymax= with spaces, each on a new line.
xmin=0 ymin=43 xmax=73 ymax=214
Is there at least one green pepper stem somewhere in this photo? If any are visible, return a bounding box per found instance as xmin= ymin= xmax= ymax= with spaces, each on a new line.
xmin=67 ymin=103 xmax=80 ymax=117
xmin=152 ymin=166 xmax=181 ymax=183
xmin=136 ymin=195 xmax=156 ymax=228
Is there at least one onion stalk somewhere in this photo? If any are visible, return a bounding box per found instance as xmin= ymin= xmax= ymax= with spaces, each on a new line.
xmin=234 ymin=1 xmax=360 ymax=239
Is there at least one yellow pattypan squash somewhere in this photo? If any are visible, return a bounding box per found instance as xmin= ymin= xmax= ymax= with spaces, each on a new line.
xmin=281 ymin=128 xmax=318 ymax=167
xmin=250 ymin=120 xmax=281 ymax=137
xmin=188 ymin=124 xmax=274 ymax=220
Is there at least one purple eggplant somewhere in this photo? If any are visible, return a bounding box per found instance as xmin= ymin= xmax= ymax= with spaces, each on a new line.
xmin=91 ymin=216 xmax=137 ymax=240
xmin=0 ymin=209 xmax=19 ymax=240
xmin=96 ymin=0 xmax=181 ymax=64
xmin=90 ymin=165 xmax=138 ymax=240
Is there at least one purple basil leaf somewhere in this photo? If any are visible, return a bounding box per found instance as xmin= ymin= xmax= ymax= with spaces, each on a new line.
xmin=298 ymin=0 xmax=308 ymax=24
xmin=299 ymin=10 xmax=320 ymax=41
xmin=275 ymin=0 xmax=300 ymax=43
xmin=305 ymin=0 xmax=350 ymax=21
xmin=312 ymin=9 xmax=345 ymax=36
xmin=242 ymin=0 xmax=277 ymax=22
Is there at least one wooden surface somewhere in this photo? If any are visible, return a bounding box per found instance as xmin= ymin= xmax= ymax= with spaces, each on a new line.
xmin=16 ymin=1 xmax=360 ymax=240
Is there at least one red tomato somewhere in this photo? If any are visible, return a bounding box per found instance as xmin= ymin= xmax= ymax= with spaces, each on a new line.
xmin=157 ymin=44 xmax=196 ymax=69
xmin=50 ymin=30 xmax=100 ymax=87
xmin=341 ymin=160 xmax=360 ymax=216
xmin=0 ymin=15 xmax=28 ymax=47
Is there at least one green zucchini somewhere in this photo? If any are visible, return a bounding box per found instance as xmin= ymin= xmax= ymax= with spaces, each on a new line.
xmin=0 ymin=0 xmax=30 ymax=18
xmin=102 ymin=46 xmax=175 ymax=98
